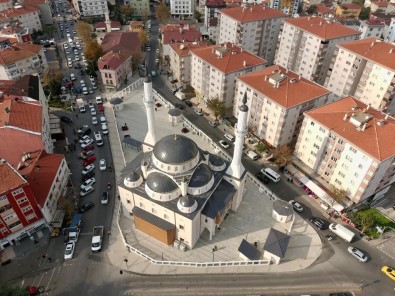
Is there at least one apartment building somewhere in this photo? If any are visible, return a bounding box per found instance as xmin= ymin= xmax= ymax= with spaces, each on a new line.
xmin=1 ymin=24 xmax=32 ymax=44
xmin=335 ymin=3 xmax=362 ymax=19
xmin=358 ymin=17 xmax=385 ymax=39
xmin=204 ymin=0 xmax=226 ymax=42
xmin=324 ymin=38 xmax=395 ymax=114
xmin=0 ymin=0 xmax=12 ymax=10
xmin=0 ymin=43 xmax=47 ymax=80
xmin=169 ymin=41 xmax=211 ymax=84
xmin=0 ymin=5 xmax=42 ymax=32
xmin=160 ymin=24 xmax=202 ymax=57
xmin=274 ymin=16 xmax=360 ymax=85
xmin=98 ymin=51 xmax=133 ymax=92
xmin=23 ymin=0 xmax=53 ymax=25
xmin=234 ymin=65 xmax=332 ymax=148
xmin=190 ymin=42 xmax=267 ymax=108
xmin=72 ymin=0 xmax=108 ymax=17
xmin=294 ymin=96 xmax=395 ymax=205
xmin=269 ymin=0 xmax=300 ymax=17
xmin=170 ymin=0 xmax=194 ymax=16
xmin=383 ymin=17 xmax=395 ymax=42
xmin=128 ymin=0 xmax=149 ymax=18
xmin=218 ymin=4 xmax=287 ymax=65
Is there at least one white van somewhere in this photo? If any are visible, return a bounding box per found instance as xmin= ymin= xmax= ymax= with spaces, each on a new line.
xmin=245 ymin=150 xmax=259 ymax=160
xmin=94 ymin=131 xmax=103 ymax=146
xmin=96 ymin=96 xmax=102 ymax=104
xmin=261 ymin=168 xmax=281 ymax=183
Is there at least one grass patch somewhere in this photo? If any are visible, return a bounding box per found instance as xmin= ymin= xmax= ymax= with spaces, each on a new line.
xmin=349 ymin=208 xmax=395 ymax=238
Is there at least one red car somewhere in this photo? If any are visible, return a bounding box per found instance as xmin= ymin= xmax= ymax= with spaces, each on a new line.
xmin=83 ymin=155 xmax=96 ymax=166
xmin=98 ymin=103 xmax=104 ymax=112
xmin=83 ymin=144 xmax=94 ymax=152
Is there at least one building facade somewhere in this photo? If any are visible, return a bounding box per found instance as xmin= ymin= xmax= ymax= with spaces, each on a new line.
xmin=234 ymin=65 xmax=333 ymax=148
xmin=324 ymin=38 xmax=395 ymax=115
xmin=383 ymin=17 xmax=395 ymax=42
xmin=170 ymin=0 xmax=194 ymax=16
xmin=269 ymin=0 xmax=300 ymax=17
xmin=190 ymin=42 xmax=267 ymax=109
xmin=128 ymin=0 xmax=149 ymax=18
xmin=335 ymin=3 xmax=362 ymax=19
xmin=98 ymin=51 xmax=133 ymax=91
xmin=0 ymin=0 xmax=12 ymax=10
xmin=71 ymin=0 xmax=108 ymax=17
xmin=274 ymin=16 xmax=360 ymax=85
xmin=160 ymin=24 xmax=202 ymax=57
xmin=0 ymin=5 xmax=42 ymax=32
xmin=204 ymin=0 xmax=226 ymax=42
xmin=294 ymin=96 xmax=395 ymax=205
xmin=218 ymin=4 xmax=287 ymax=65
xmin=23 ymin=0 xmax=53 ymax=25
xmin=358 ymin=17 xmax=385 ymax=39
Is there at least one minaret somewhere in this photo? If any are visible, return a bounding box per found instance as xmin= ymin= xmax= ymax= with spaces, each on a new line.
xmin=143 ymin=74 xmax=156 ymax=150
xmin=104 ymin=12 xmax=111 ymax=33
xmin=226 ymin=92 xmax=248 ymax=179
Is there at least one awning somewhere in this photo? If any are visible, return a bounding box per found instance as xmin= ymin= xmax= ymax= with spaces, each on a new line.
xmin=299 ymin=176 xmax=344 ymax=212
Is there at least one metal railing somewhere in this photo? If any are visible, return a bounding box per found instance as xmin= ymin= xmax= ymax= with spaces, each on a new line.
xmin=110 ymin=78 xmax=144 ymax=100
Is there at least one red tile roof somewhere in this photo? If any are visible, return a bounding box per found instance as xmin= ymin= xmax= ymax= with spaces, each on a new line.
xmin=98 ymin=51 xmax=131 ymax=70
xmin=340 ymin=3 xmax=361 ymax=9
xmin=161 ymin=25 xmax=202 ymax=45
xmin=0 ymin=5 xmax=39 ymax=22
xmin=169 ymin=41 xmax=211 ymax=57
xmin=0 ymin=160 xmax=26 ymax=194
xmin=307 ymin=96 xmax=395 ymax=161
xmin=100 ymin=32 xmax=140 ymax=55
xmin=191 ymin=42 xmax=266 ymax=74
xmin=205 ymin=0 xmax=226 ymax=7
xmin=219 ymin=4 xmax=286 ymax=23
xmin=94 ymin=21 xmax=121 ymax=29
xmin=0 ymin=43 xmax=42 ymax=65
xmin=338 ymin=38 xmax=395 ymax=71
xmin=25 ymin=151 xmax=63 ymax=207
xmin=362 ymin=17 xmax=385 ymax=26
xmin=0 ymin=98 xmax=42 ymax=132
xmin=372 ymin=1 xmax=388 ymax=7
xmin=238 ymin=65 xmax=330 ymax=108
xmin=284 ymin=16 xmax=360 ymax=40
xmin=0 ymin=129 xmax=44 ymax=168
xmin=316 ymin=3 xmax=331 ymax=14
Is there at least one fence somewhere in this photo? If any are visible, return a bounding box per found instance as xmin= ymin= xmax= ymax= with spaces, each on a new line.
xmin=110 ymin=78 xmax=144 ymax=100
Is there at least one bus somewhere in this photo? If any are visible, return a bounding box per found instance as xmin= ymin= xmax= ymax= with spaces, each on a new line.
xmin=261 ymin=168 xmax=281 ymax=183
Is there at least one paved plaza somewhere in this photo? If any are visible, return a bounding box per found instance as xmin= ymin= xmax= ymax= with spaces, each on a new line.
xmin=103 ymin=83 xmax=323 ymax=274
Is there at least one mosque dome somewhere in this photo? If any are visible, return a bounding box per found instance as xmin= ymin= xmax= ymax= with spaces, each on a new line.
xmin=153 ymin=134 xmax=199 ymax=165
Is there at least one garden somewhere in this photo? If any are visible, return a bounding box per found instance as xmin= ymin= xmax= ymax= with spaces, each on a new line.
xmin=349 ymin=208 xmax=395 ymax=238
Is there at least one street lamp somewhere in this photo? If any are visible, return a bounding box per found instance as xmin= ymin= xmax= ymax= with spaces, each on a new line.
xmin=212 ymin=245 xmax=218 ymax=262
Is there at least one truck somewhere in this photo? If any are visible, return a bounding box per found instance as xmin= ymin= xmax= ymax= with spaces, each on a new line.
xmin=91 ymin=226 xmax=104 ymax=252
xmin=175 ymin=91 xmax=185 ymax=100
xmin=76 ymin=98 xmax=85 ymax=112
xmin=329 ymin=223 xmax=356 ymax=243
xmin=64 ymin=214 xmax=82 ymax=244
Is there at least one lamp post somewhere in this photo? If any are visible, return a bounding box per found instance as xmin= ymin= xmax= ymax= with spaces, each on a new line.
xmin=212 ymin=245 xmax=218 ymax=262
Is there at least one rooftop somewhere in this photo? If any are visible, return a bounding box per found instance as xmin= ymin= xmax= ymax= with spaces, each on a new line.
xmin=0 ymin=43 xmax=42 ymax=65
xmin=0 ymin=98 xmax=42 ymax=132
xmin=205 ymin=0 xmax=226 ymax=8
xmin=161 ymin=24 xmax=202 ymax=45
xmin=306 ymin=96 xmax=395 ymax=161
xmin=169 ymin=41 xmax=211 ymax=57
xmin=2 ymin=74 xmax=40 ymax=100
xmin=338 ymin=38 xmax=395 ymax=72
xmin=0 ymin=4 xmax=39 ymax=22
xmin=220 ymin=4 xmax=286 ymax=23
xmin=361 ymin=17 xmax=385 ymax=26
xmin=191 ymin=42 xmax=267 ymax=74
xmin=238 ymin=65 xmax=330 ymax=108
xmin=284 ymin=16 xmax=360 ymax=40
xmin=100 ymin=31 xmax=140 ymax=55
xmin=94 ymin=21 xmax=121 ymax=29
xmin=339 ymin=3 xmax=361 ymax=9
xmin=0 ymin=160 xmax=26 ymax=194
xmin=98 ymin=51 xmax=131 ymax=71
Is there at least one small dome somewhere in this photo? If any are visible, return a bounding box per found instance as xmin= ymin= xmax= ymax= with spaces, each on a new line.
xmin=177 ymin=195 xmax=197 ymax=213
xmin=153 ymin=134 xmax=199 ymax=165
xmin=126 ymin=172 xmax=140 ymax=182
xmin=168 ymin=108 xmax=182 ymax=116
xmin=110 ymin=97 xmax=123 ymax=105
xmin=273 ymin=200 xmax=293 ymax=216
xmin=146 ymin=172 xmax=178 ymax=193
xmin=208 ymin=154 xmax=226 ymax=171
xmin=123 ymin=172 xmax=142 ymax=188
xmin=189 ymin=164 xmax=213 ymax=188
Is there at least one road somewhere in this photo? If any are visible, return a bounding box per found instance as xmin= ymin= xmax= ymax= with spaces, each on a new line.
xmin=6 ymin=7 xmax=395 ymax=296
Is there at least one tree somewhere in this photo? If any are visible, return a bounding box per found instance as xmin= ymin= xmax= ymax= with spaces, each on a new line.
xmin=194 ymin=10 xmax=202 ymax=21
xmin=141 ymin=9 xmax=149 ymax=22
xmin=255 ymin=142 xmax=268 ymax=154
xmin=138 ymin=30 xmax=148 ymax=46
xmin=86 ymin=61 xmax=98 ymax=77
xmin=0 ymin=285 xmax=29 ymax=296
xmin=272 ymin=145 xmax=293 ymax=167
xmin=306 ymin=5 xmax=317 ymax=14
xmin=359 ymin=7 xmax=370 ymax=20
xmin=84 ymin=40 xmax=103 ymax=62
xmin=328 ymin=185 xmax=348 ymax=205
xmin=131 ymin=52 xmax=142 ymax=71
xmin=360 ymin=212 xmax=376 ymax=233
xmin=76 ymin=21 xmax=92 ymax=40
xmin=156 ymin=3 xmax=170 ymax=24
xmin=43 ymin=24 xmax=56 ymax=38
xmin=58 ymin=196 xmax=75 ymax=222
xmin=42 ymin=69 xmax=63 ymax=97
xmin=206 ymin=98 xmax=226 ymax=120
xmin=120 ymin=4 xmax=134 ymax=20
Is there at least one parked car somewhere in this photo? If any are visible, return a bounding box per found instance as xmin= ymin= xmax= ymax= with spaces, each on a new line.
xmin=81 ymin=164 xmax=95 ymax=175
xmin=99 ymin=159 xmax=106 ymax=171
xmin=75 ymin=87 xmax=82 ymax=94
xmin=224 ymin=133 xmax=235 ymax=142
xmin=82 ymin=144 xmax=94 ymax=152
xmin=64 ymin=242 xmax=75 ymax=260
xmin=78 ymin=149 xmax=94 ymax=160
xmin=101 ymin=123 xmax=108 ymax=135
xmin=77 ymin=125 xmax=91 ymax=135
xmin=174 ymin=103 xmax=184 ymax=110
xmin=347 ymin=247 xmax=368 ymax=263
xmin=381 ymin=266 xmax=395 ymax=281
xmin=98 ymin=104 xmax=104 ymax=112
xmin=82 ymin=87 xmax=88 ymax=95
xmin=194 ymin=108 xmax=203 ymax=116
xmin=90 ymin=107 xmax=96 ymax=116
xmin=80 ymin=185 xmax=94 ymax=197
xmin=81 ymin=171 xmax=95 ymax=182
xmin=255 ymin=172 xmax=269 ymax=184
xmin=101 ymin=192 xmax=109 ymax=205
xmin=80 ymin=80 xmax=86 ymax=87
xmin=219 ymin=140 xmax=230 ymax=149
xmin=79 ymin=135 xmax=92 ymax=144
xmin=60 ymin=116 xmax=72 ymax=123
xmin=208 ymin=121 xmax=218 ymax=127
xmin=82 ymin=155 xmax=96 ymax=167
xmin=309 ymin=217 xmax=326 ymax=230
xmin=92 ymin=116 xmax=98 ymax=125
xmin=81 ymin=138 xmax=94 ymax=149
xmin=151 ymin=70 xmax=156 ymax=77
xmin=79 ymin=202 xmax=94 ymax=213
xmin=185 ymin=100 xmax=193 ymax=107
xmin=289 ymin=200 xmax=304 ymax=213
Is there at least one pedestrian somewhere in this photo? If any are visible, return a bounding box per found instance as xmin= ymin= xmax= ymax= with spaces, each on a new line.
xmin=75 ymin=113 xmax=78 ymax=118
xmin=155 ymin=107 xmax=157 ymax=111
xmin=48 ymin=257 xmax=52 ymax=263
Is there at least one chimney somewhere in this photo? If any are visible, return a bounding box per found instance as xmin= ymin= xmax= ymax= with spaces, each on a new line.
xmin=367 ymin=103 xmax=371 ymax=110
xmin=343 ymin=113 xmax=348 ymax=121
xmin=141 ymin=161 xmax=148 ymax=179
xmin=361 ymin=123 xmax=367 ymax=131
xmin=264 ymin=75 xmax=268 ymax=81
xmin=385 ymin=113 xmax=389 ymax=120
xmin=243 ymin=60 xmax=246 ymax=67
xmin=298 ymin=74 xmax=302 ymax=80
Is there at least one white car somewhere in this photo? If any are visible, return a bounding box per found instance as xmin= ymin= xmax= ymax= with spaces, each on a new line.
xmin=80 ymin=80 xmax=86 ymax=87
xmin=219 ymin=140 xmax=230 ymax=149
xmin=101 ymin=192 xmax=109 ymax=205
xmin=82 ymin=87 xmax=88 ymax=95
xmin=100 ymin=116 xmax=106 ymax=124
xmin=194 ymin=108 xmax=203 ymax=116
xmin=79 ymin=135 xmax=92 ymax=144
xmin=81 ymin=138 xmax=93 ymax=148
xmin=80 ymin=185 xmax=94 ymax=197
xmin=101 ymin=123 xmax=108 ymax=134
xmin=70 ymin=73 xmax=76 ymax=81
xmin=289 ymin=200 xmax=304 ymax=213
xmin=64 ymin=242 xmax=75 ymax=260
xmin=224 ymin=133 xmax=235 ymax=142
xmin=92 ymin=116 xmax=98 ymax=125
xmin=82 ymin=164 xmax=95 ymax=175
xmin=80 ymin=177 xmax=96 ymax=190
xmin=99 ymin=159 xmax=106 ymax=171
xmin=347 ymin=247 xmax=368 ymax=263
xmin=90 ymin=108 xmax=96 ymax=116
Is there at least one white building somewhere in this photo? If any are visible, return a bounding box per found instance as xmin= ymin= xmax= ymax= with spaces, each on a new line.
xmin=234 ymin=65 xmax=333 ymax=148
xmin=190 ymin=42 xmax=267 ymax=109
xmin=72 ymin=0 xmax=108 ymax=17
xmin=128 ymin=0 xmax=149 ymax=18
xmin=218 ymin=4 xmax=287 ymax=65
xmin=118 ymin=76 xmax=248 ymax=249
xmin=0 ymin=43 xmax=48 ymax=81
xmin=204 ymin=0 xmax=226 ymax=42
xmin=269 ymin=0 xmax=300 ymax=17
xmin=324 ymin=38 xmax=395 ymax=115
xmin=23 ymin=0 xmax=53 ymax=25
xmin=383 ymin=17 xmax=395 ymax=42
xmin=294 ymin=96 xmax=395 ymax=205
xmin=0 ymin=5 xmax=42 ymax=32
xmin=170 ymin=0 xmax=194 ymax=16
xmin=274 ymin=16 xmax=361 ymax=85
xmin=358 ymin=18 xmax=385 ymax=39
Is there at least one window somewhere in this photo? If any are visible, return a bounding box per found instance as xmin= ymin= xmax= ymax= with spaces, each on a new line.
xmin=17 ymin=197 xmax=28 ymax=204
xmin=22 ymin=206 xmax=32 ymax=213
xmin=179 ymin=225 xmax=184 ymax=230
xmin=12 ymin=188 xmax=23 ymax=196
xmin=0 ymin=195 xmax=6 ymax=202
xmin=350 ymin=147 xmax=357 ymax=153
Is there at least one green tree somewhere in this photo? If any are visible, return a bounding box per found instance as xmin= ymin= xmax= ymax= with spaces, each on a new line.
xmin=272 ymin=145 xmax=293 ymax=167
xmin=0 ymin=285 xmax=29 ymax=296
xmin=141 ymin=9 xmax=149 ymax=22
xmin=86 ymin=61 xmax=98 ymax=77
xmin=138 ymin=30 xmax=148 ymax=46
xmin=360 ymin=212 xmax=376 ymax=233
xmin=42 ymin=69 xmax=63 ymax=96
xmin=328 ymin=185 xmax=348 ymax=205
xmin=359 ymin=7 xmax=370 ymax=20
xmin=156 ymin=3 xmax=170 ymax=24
xmin=58 ymin=196 xmax=75 ymax=221
xmin=131 ymin=52 xmax=142 ymax=71
xmin=120 ymin=4 xmax=134 ymax=20
xmin=255 ymin=142 xmax=268 ymax=154
xmin=194 ymin=10 xmax=202 ymax=21
xmin=306 ymin=5 xmax=317 ymax=14
xmin=43 ymin=24 xmax=56 ymax=38
xmin=206 ymin=98 xmax=226 ymax=120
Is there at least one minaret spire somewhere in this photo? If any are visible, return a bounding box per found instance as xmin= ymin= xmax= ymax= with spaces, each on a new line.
xmin=143 ymin=72 xmax=156 ymax=148
xmin=226 ymin=92 xmax=248 ymax=179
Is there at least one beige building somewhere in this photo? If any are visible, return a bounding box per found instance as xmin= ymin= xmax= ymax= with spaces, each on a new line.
xmin=98 ymin=51 xmax=133 ymax=92
xmin=0 ymin=0 xmax=12 ymax=10
xmin=0 ymin=43 xmax=47 ymax=81
xmin=72 ymin=0 xmax=108 ymax=17
xmin=324 ymin=38 xmax=395 ymax=115
xmin=0 ymin=5 xmax=42 ymax=32
xmin=169 ymin=41 xmax=211 ymax=85
xmin=294 ymin=96 xmax=395 ymax=205
xmin=23 ymin=0 xmax=53 ymax=25
xmin=218 ymin=4 xmax=287 ymax=65
xmin=128 ymin=0 xmax=149 ymax=18
xmin=358 ymin=18 xmax=385 ymax=39
xmin=234 ymin=65 xmax=332 ymax=148
xmin=190 ymin=42 xmax=267 ymax=109
xmin=274 ymin=16 xmax=360 ymax=85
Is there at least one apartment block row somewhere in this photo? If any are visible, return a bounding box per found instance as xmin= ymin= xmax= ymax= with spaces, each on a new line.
xmin=0 ymin=75 xmax=70 ymax=248
xmin=71 ymin=0 xmax=108 ymax=17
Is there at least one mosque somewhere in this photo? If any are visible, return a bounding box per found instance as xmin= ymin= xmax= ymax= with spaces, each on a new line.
xmin=117 ymin=76 xmax=249 ymax=249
